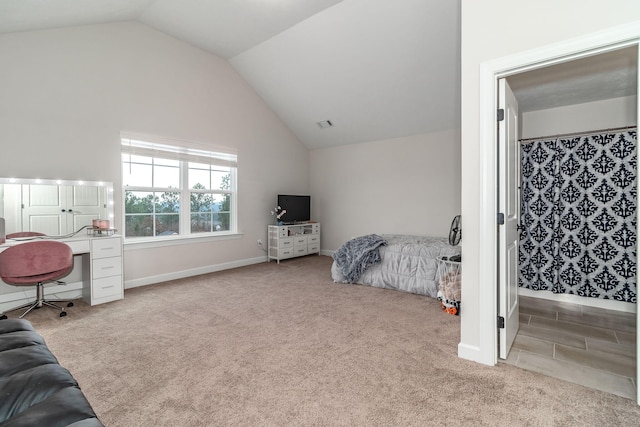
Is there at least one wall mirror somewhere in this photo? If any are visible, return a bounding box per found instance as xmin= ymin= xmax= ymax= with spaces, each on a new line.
xmin=0 ymin=177 xmax=114 ymax=237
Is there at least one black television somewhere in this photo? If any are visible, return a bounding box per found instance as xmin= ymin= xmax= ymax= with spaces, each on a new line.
xmin=277 ymin=195 xmax=311 ymax=224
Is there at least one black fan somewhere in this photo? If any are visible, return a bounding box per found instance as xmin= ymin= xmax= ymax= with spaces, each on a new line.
xmin=449 ymin=215 xmax=461 ymax=246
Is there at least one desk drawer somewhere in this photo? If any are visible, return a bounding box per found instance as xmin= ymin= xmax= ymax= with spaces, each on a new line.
xmin=92 ymin=256 xmax=122 ymax=280
xmin=66 ymin=240 xmax=90 ymax=254
xmin=92 ymin=276 xmax=123 ymax=300
xmin=92 ymin=238 xmax=122 ymax=259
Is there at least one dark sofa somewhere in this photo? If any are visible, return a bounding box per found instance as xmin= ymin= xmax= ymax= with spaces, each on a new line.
xmin=0 ymin=319 xmax=103 ymax=427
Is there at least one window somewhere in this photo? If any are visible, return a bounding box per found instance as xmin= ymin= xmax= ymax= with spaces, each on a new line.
xmin=121 ymin=136 xmax=237 ymax=239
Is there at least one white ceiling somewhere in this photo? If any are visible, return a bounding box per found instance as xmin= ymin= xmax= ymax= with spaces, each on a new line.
xmin=508 ymin=46 xmax=638 ymax=113
xmin=0 ymin=1 xmax=636 ymax=149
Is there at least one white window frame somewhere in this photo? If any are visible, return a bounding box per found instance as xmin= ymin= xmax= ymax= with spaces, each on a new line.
xmin=121 ymin=134 xmax=238 ymax=243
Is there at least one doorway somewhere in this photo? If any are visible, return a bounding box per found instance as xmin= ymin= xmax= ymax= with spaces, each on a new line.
xmin=496 ymin=46 xmax=638 ymax=399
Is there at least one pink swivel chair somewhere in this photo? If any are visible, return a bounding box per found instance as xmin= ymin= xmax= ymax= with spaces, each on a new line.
xmin=0 ymin=240 xmax=75 ymax=319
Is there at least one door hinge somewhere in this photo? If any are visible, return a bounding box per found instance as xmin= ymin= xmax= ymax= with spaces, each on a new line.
xmin=497 ymin=212 xmax=504 ymax=225
xmin=498 ymin=316 xmax=505 ymax=329
xmin=497 ymin=108 xmax=505 ymax=122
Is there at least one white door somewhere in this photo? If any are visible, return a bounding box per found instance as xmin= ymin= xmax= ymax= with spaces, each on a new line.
xmin=498 ymin=78 xmax=520 ymax=359
xmin=22 ymin=184 xmax=105 ymax=235
xmin=67 ymin=185 xmax=105 ymax=232
xmin=22 ymin=184 xmax=65 ymax=235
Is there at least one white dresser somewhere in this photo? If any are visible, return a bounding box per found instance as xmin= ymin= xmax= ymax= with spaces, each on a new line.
xmin=268 ymin=223 xmax=320 ymax=263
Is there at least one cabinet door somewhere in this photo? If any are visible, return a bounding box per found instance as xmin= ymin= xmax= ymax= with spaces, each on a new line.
xmin=21 ymin=184 xmax=64 ymax=235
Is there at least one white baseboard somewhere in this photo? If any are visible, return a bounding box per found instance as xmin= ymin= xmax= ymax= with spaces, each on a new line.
xmin=124 ymin=256 xmax=268 ymax=289
xmin=0 ymin=281 xmax=84 ymax=314
xmin=458 ymin=342 xmax=494 ymax=366
xmin=519 ymin=288 xmax=636 ymax=313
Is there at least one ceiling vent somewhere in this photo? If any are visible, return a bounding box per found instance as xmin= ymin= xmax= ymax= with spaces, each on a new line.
xmin=317 ymin=120 xmax=333 ymax=129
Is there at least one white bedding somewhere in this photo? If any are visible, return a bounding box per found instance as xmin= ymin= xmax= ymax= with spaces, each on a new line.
xmin=331 ymin=234 xmax=461 ymax=298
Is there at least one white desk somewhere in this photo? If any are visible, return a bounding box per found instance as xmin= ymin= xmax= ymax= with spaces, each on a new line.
xmin=0 ymin=235 xmax=124 ymax=307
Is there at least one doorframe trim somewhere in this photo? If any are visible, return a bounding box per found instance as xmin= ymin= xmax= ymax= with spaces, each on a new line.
xmin=475 ymin=21 xmax=640 ymax=370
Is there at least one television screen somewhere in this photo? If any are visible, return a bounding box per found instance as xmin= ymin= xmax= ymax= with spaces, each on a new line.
xmin=277 ymin=195 xmax=310 ymax=224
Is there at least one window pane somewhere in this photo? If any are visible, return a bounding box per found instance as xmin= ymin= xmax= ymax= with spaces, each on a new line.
xmin=125 ymin=214 xmax=154 ymax=237
xmin=155 ymin=192 xmax=180 ymax=213
xmin=153 ymin=165 xmax=180 ymax=188
xmin=156 ymin=214 xmax=179 ymax=236
xmin=123 ymin=163 xmax=152 ymax=187
xmin=189 ymin=168 xmax=210 ymax=189
xmin=212 ymin=170 xmax=231 ymax=190
xmin=213 ymin=212 xmax=230 ymax=231
xmin=191 ymin=212 xmax=213 ymax=233
xmin=190 ymin=191 xmax=213 ymax=212
xmin=214 ymin=193 xmax=231 ymax=231
xmin=125 ymin=191 xmax=155 ymax=214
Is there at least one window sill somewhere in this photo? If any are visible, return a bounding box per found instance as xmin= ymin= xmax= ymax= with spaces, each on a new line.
xmin=123 ymin=232 xmax=243 ymax=251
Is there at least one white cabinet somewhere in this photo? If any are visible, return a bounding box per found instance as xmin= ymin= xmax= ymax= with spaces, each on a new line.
xmin=83 ymin=236 xmax=124 ymax=305
xmin=268 ymin=223 xmax=320 ymax=263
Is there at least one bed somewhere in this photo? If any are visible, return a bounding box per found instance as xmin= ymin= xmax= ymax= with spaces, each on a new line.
xmin=331 ymin=234 xmax=461 ymax=298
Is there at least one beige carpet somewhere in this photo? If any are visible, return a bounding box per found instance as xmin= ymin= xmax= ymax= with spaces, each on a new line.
xmin=12 ymin=255 xmax=640 ymax=426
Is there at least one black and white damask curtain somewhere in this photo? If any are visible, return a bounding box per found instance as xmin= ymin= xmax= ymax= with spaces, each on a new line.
xmin=519 ymin=130 xmax=637 ymax=303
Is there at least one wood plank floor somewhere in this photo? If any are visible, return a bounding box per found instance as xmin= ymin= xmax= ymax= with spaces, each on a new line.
xmin=502 ymin=295 xmax=637 ymax=400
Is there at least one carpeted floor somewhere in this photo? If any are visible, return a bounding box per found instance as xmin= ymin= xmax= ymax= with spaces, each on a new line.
xmin=12 ymin=255 xmax=640 ymax=426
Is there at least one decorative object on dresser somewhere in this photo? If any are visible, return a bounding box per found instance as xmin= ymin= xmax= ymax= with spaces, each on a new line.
xmin=268 ymin=223 xmax=320 ymax=263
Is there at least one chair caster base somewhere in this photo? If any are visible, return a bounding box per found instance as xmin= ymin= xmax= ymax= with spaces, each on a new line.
xmin=59 ymin=311 xmax=67 ymax=317
xmin=0 ymin=314 xmax=7 ymax=320
xmin=67 ymin=302 xmax=74 ymax=307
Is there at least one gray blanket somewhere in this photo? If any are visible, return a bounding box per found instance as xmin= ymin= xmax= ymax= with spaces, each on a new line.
xmin=332 ymin=234 xmax=387 ymax=283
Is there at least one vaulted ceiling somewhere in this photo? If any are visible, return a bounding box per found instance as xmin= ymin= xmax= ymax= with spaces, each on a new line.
xmin=0 ymin=0 xmax=460 ymax=149
xmin=0 ymin=1 xmax=635 ymax=149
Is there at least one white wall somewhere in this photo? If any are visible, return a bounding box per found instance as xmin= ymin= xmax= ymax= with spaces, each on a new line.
xmin=0 ymin=22 xmax=309 ymax=290
xmin=460 ymin=0 xmax=640 ymax=365
xmin=521 ymin=95 xmax=637 ymax=139
xmin=310 ymin=130 xmax=461 ymax=251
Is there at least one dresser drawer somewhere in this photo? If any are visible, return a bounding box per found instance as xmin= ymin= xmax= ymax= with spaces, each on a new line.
xmin=92 ymin=275 xmax=123 ymax=299
xmin=308 ymin=235 xmax=320 ymax=244
xmin=92 ymin=256 xmax=122 ymax=280
xmin=308 ymin=243 xmax=320 ymax=253
xmin=279 ymin=237 xmax=293 ymax=248
xmin=294 ymin=235 xmax=308 ymax=246
xmin=91 ymin=238 xmax=122 ymax=259
xmin=280 ymin=248 xmax=294 ymax=258
xmin=294 ymin=246 xmax=308 ymax=256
